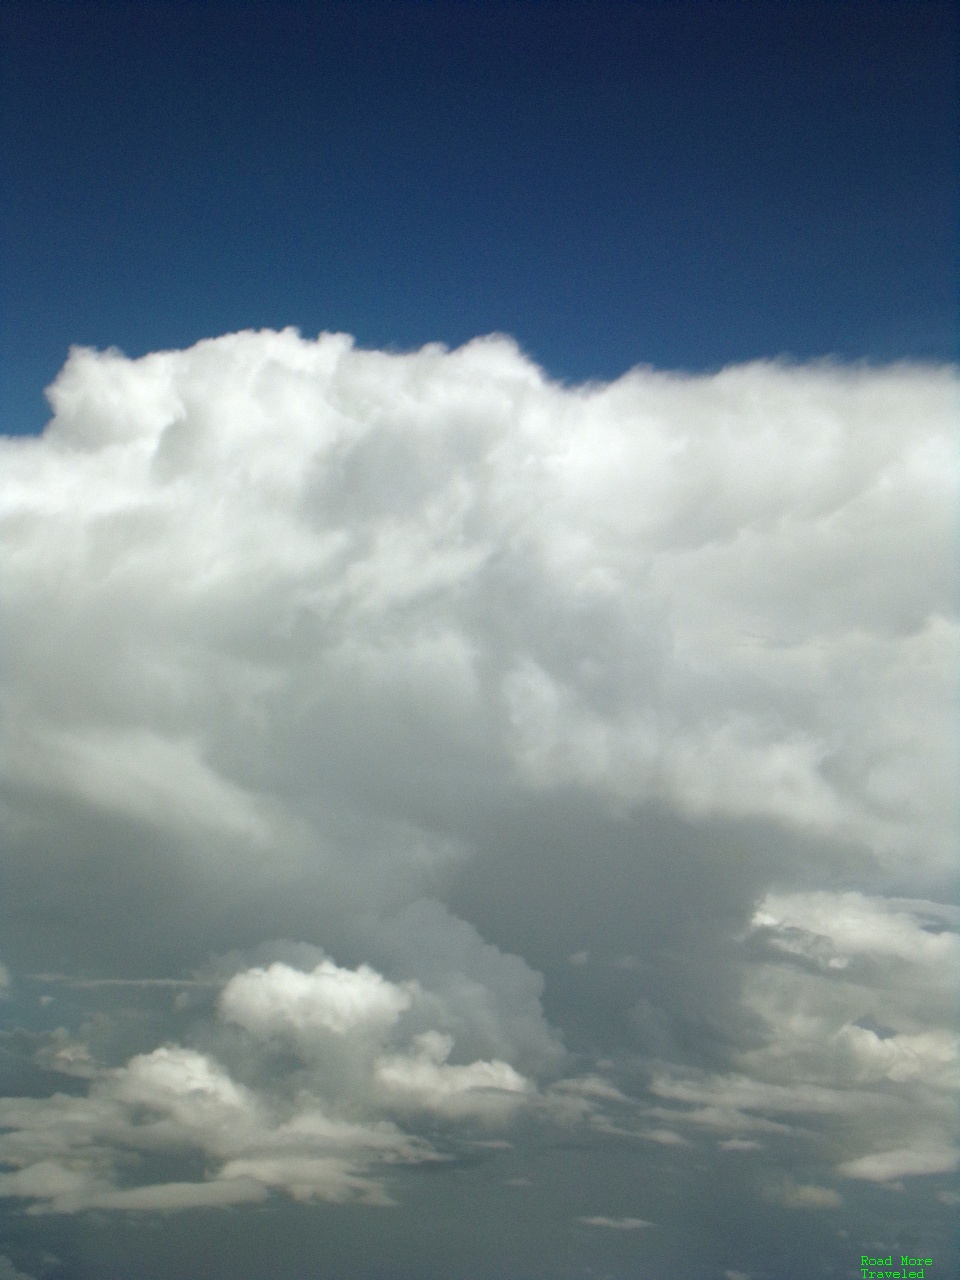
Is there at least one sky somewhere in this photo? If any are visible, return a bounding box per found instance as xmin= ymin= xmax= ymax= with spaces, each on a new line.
xmin=0 ymin=0 xmax=956 ymax=435
xmin=0 ymin=3 xmax=957 ymax=1280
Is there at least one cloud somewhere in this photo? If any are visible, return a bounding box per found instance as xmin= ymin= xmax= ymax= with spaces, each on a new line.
xmin=763 ymin=1178 xmax=843 ymax=1209
xmin=0 ymin=946 xmax=548 ymax=1214
xmin=578 ymin=1215 xmax=654 ymax=1229
xmin=0 ymin=1260 xmax=37 ymax=1280
xmin=375 ymin=1031 xmax=531 ymax=1119
xmin=0 ymin=331 xmax=955 ymax=1262
xmin=220 ymin=958 xmax=417 ymax=1037
xmin=643 ymin=893 xmax=959 ymax=1179
xmin=837 ymin=1146 xmax=959 ymax=1182
xmin=749 ymin=892 xmax=960 ymax=970
xmin=2 ymin=333 xmax=954 ymax=930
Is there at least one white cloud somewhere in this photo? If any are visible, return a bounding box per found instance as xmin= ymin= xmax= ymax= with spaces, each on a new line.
xmin=375 ymin=1031 xmax=531 ymax=1119
xmin=837 ymin=1146 xmax=959 ymax=1182
xmin=0 ymin=948 xmax=538 ymax=1213
xmin=641 ymin=894 xmax=958 ymax=1190
xmin=2 ymin=332 xmax=954 ymax=904
xmin=220 ymin=958 xmax=416 ymax=1037
xmin=750 ymin=892 xmax=960 ymax=970
xmin=0 ymin=331 xmax=956 ymax=1234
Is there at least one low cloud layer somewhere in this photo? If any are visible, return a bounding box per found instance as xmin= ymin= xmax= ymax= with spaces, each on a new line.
xmin=0 ymin=944 xmax=546 ymax=1214
xmin=0 ymin=331 xmax=955 ymax=1277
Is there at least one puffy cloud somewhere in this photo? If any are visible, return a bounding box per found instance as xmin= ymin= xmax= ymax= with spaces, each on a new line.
xmin=219 ymin=959 xmax=416 ymax=1038
xmin=375 ymin=1031 xmax=531 ymax=1119
xmin=637 ymin=891 xmax=959 ymax=1188
xmin=750 ymin=893 xmax=960 ymax=971
xmin=356 ymin=898 xmax=564 ymax=1074
xmin=1 ymin=333 xmax=954 ymax=936
xmin=0 ymin=331 xmax=956 ymax=1261
xmin=0 ymin=948 xmax=545 ymax=1214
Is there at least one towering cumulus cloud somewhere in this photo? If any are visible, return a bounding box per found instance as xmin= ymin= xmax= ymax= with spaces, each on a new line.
xmin=0 ymin=331 xmax=956 ymax=1260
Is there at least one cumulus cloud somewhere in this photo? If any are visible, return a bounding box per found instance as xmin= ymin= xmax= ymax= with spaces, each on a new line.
xmin=220 ymin=958 xmax=416 ymax=1038
xmin=2 ymin=332 xmax=954 ymax=906
xmin=0 ymin=947 xmax=550 ymax=1213
xmin=375 ymin=1031 xmax=531 ymax=1119
xmin=0 ymin=331 xmax=956 ymax=1254
xmin=749 ymin=892 xmax=960 ymax=972
xmin=642 ymin=890 xmax=959 ymax=1186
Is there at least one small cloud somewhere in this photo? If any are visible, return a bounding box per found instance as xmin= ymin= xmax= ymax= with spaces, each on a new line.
xmin=38 ymin=996 xmax=54 ymax=1007
xmin=642 ymin=1128 xmax=688 ymax=1146
xmin=720 ymin=1139 xmax=762 ymax=1151
xmin=937 ymin=1189 xmax=960 ymax=1206
xmin=0 ymin=964 xmax=10 ymax=998
xmin=614 ymin=955 xmax=640 ymax=971
xmin=764 ymin=1179 xmax=842 ymax=1209
xmin=838 ymin=1146 xmax=959 ymax=1182
xmin=0 ymin=1256 xmax=38 ymax=1280
xmin=578 ymin=1215 xmax=654 ymax=1230
xmin=505 ymin=1176 xmax=532 ymax=1186
xmin=33 ymin=1029 xmax=99 ymax=1078
xmin=725 ymin=1271 xmax=750 ymax=1280
xmin=568 ymin=950 xmax=589 ymax=966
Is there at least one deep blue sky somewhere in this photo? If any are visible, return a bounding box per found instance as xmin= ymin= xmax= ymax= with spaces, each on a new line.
xmin=1 ymin=0 xmax=956 ymax=435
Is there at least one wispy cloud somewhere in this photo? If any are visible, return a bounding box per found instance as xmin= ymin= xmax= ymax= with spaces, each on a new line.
xmin=578 ymin=1215 xmax=654 ymax=1230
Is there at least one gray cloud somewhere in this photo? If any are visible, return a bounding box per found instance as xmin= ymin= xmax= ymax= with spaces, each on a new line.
xmin=0 ymin=1258 xmax=37 ymax=1280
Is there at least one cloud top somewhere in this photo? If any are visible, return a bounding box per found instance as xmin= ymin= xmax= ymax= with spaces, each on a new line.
xmin=3 ymin=330 xmax=955 ymax=901
xmin=220 ymin=959 xmax=416 ymax=1037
